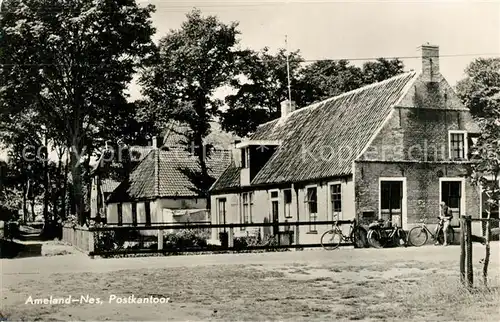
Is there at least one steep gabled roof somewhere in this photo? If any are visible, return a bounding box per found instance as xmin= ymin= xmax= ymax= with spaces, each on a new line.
xmin=107 ymin=149 xmax=231 ymax=203
xmin=210 ymin=71 xmax=419 ymax=192
xmin=251 ymin=71 xmax=417 ymax=185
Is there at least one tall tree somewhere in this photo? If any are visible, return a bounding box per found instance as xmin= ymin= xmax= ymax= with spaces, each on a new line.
xmin=221 ymin=53 xmax=404 ymax=137
xmin=459 ymin=58 xmax=500 ymax=287
xmin=0 ymin=0 xmax=156 ymax=225
xmin=140 ymin=9 xmax=240 ymax=203
xmin=456 ymin=58 xmax=500 ymax=118
xmin=361 ymin=58 xmax=405 ymax=84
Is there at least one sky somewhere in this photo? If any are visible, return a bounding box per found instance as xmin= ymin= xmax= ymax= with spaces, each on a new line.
xmin=128 ymin=0 xmax=500 ymax=100
xmin=1 ymin=0 xmax=499 ymax=161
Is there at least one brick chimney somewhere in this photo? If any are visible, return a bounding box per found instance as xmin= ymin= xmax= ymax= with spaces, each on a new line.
xmin=418 ymin=43 xmax=439 ymax=82
xmin=152 ymin=136 xmax=158 ymax=149
xmin=280 ymin=100 xmax=296 ymax=119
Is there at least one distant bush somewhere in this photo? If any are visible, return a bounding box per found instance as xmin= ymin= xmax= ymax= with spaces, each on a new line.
xmin=233 ymin=234 xmax=285 ymax=252
xmin=164 ymin=229 xmax=209 ymax=250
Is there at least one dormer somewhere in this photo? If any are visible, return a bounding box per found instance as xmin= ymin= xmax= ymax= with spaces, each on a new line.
xmin=236 ymin=140 xmax=281 ymax=186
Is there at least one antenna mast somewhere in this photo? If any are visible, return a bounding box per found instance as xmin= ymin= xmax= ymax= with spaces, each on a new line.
xmin=285 ymin=35 xmax=292 ymax=104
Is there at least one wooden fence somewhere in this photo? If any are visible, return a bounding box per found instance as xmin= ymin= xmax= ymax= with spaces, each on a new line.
xmin=460 ymin=216 xmax=500 ymax=287
xmin=62 ymin=225 xmax=94 ymax=253
xmin=62 ymin=220 xmax=353 ymax=257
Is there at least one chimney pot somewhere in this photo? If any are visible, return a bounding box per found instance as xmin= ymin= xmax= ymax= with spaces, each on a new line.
xmin=152 ymin=136 xmax=158 ymax=149
xmin=418 ymin=44 xmax=439 ymax=82
xmin=280 ymin=100 xmax=296 ymax=119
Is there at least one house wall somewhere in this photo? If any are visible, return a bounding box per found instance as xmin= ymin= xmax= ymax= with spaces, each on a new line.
xmin=210 ymin=176 xmax=354 ymax=245
xmin=295 ymin=178 xmax=355 ymax=245
xmin=355 ymin=72 xmax=482 ymax=235
xmin=106 ymin=197 xmax=207 ymax=225
xmin=156 ymin=198 xmax=206 ymax=210
xmin=354 ymin=161 xmax=481 ymax=233
xmin=210 ymin=193 xmax=239 ymax=241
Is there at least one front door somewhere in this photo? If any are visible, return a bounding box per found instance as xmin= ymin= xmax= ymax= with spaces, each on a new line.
xmin=217 ymin=198 xmax=227 ymax=234
xmin=270 ymin=191 xmax=279 ymax=236
xmin=441 ymin=181 xmax=462 ymax=226
xmin=380 ymin=181 xmax=403 ymax=227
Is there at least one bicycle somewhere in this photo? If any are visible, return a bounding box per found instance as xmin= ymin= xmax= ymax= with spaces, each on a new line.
xmin=321 ymin=216 xmax=368 ymax=250
xmin=407 ymin=217 xmax=455 ymax=247
xmin=366 ymin=219 xmax=407 ymax=248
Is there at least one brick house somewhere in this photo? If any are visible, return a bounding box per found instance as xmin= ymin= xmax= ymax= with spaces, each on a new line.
xmin=209 ymin=44 xmax=492 ymax=245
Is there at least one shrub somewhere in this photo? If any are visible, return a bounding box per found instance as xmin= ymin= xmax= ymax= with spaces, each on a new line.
xmin=164 ymin=229 xmax=209 ymax=250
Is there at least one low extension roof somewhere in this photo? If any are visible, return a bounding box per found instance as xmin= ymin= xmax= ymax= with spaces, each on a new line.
xmin=108 ymin=148 xmax=231 ymax=203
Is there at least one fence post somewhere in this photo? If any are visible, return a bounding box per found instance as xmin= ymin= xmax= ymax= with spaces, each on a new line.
xmin=158 ymin=229 xmax=163 ymax=251
xmin=88 ymin=229 xmax=95 ymax=258
xmin=465 ymin=215 xmax=473 ymax=288
xmin=228 ymin=226 xmax=234 ymax=248
xmin=460 ymin=216 xmax=466 ymax=285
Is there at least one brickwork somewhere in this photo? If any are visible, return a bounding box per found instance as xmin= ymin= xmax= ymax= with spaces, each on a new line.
xmin=354 ymin=66 xmax=482 ymax=230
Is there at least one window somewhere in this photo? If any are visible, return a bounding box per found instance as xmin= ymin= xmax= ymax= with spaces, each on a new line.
xmin=330 ymin=184 xmax=342 ymax=220
xmin=241 ymin=192 xmax=253 ymax=229
xmin=441 ymin=181 xmax=461 ymax=210
xmin=145 ymin=202 xmax=151 ymax=226
xmin=305 ymin=186 xmax=317 ymax=232
xmin=132 ymin=202 xmax=137 ymax=226
xmin=117 ymin=203 xmax=123 ymax=226
xmin=467 ymin=134 xmax=480 ymax=159
xmin=381 ymin=182 xmax=402 ymax=211
xmin=284 ymin=189 xmax=292 ymax=218
xmin=449 ymin=131 xmax=467 ymax=160
xmin=241 ymin=148 xmax=250 ymax=168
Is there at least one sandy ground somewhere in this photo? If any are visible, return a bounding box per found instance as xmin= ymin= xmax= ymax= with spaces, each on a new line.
xmin=1 ymin=243 xmax=500 ymax=321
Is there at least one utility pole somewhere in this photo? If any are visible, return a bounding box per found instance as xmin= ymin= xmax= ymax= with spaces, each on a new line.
xmin=285 ymin=35 xmax=292 ymax=104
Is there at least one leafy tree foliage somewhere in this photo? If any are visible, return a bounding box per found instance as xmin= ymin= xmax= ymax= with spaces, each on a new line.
xmin=221 ymin=50 xmax=405 ymax=137
xmin=460 ymin=57 xmax=500 ymax=287
xmin=0 ymin=0 xmax=156 ymax=225
xmin=140 ymin=9 xmax=240 ymax=201
xmin=456 ymin=58 xmax=500 ymax=118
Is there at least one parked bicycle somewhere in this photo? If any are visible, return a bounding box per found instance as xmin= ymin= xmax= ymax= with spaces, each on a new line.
xmin=321 ymin=216 xmax=368 ymax=250
xmin=366 ymin=219 xmax=407 ymax=248
xmin=407 ymin=217 xmax=455 ymax=247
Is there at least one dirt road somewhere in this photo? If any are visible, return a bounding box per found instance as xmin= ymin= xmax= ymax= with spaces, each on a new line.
xmin=2 ymin=243 xmax=499 ymax=321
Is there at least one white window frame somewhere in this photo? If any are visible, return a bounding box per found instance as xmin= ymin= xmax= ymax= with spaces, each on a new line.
xmin=305 ymin=185 xmax=318 ymax=232
xmin=269 ymin=189 xmax=280 ymax=223
xmin=439 ymin=177 xmax=466 ymax=218
xmin=241 ymin=192 xmax=253 ymax=227
xmin=216 ymin=197 xmax=227 ymax=224
xmin=240 ymin=147 xmax=250 ymax=168
xmin=448 ymin=130 xmax=468 ymax=160
xmin=378 ymin=177 xmax=407 ymax=229
xmin=328 ymin=182 xmax=343 ymax=221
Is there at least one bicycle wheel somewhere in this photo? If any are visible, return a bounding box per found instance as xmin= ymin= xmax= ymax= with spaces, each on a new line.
xmin=408 ymin=226 xmax=428 ymax=247
xmin=367 ymin=229 xmax=384 ymax=248
xmin=321 ymin=229 xmax=342 ymax=250
xmin=437 ymin=226 xmax=455 ymax=245
xmin=393 ymin=229 xmax=407 ymax=247
xmin=350 ymin=227 xmax=368 ymax=248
